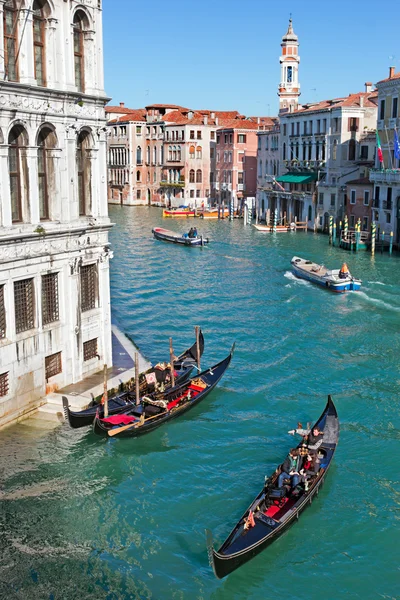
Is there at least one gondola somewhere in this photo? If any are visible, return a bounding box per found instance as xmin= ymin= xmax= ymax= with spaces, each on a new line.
xmin=92 ymin=345 xmax=234 ymax=438
xmin=207 ymin=396 xmax=339 ymax=579
xmin=62 ymin=330 xmax=205 ymax=428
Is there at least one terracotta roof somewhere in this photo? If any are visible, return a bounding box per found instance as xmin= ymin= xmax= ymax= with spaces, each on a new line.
xmin=145 ymin=103 xmax=189 ymax=110
xmin=291 ymin=92 xmax=378 ymax=115
xmin=108 ymin=109 xmax=147 ymax=123
xmin=376 ymin=72 xmax=400 ymax=84
xmin=217 ymin=119 xmax=260 ymax=131
xmin=105 ymin=106 xmax=138 ymax=114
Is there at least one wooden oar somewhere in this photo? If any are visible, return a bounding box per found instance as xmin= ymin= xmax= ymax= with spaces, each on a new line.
xmin=107 ymin=410 xmax=168 ymax=437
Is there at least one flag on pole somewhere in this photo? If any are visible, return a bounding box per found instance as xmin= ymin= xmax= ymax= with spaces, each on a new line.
xmin=394 ymin=129 xmax=400 ymax=160
xmin=376 ymin=130 xmax=384 ymax=165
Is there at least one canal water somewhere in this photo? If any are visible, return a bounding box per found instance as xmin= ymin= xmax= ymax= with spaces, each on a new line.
xmin=1 ymin=206 xmax=399 ymax=600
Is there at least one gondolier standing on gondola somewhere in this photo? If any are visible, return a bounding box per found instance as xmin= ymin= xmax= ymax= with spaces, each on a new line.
xmin=288 ymin=425 xmax=324 ymax=450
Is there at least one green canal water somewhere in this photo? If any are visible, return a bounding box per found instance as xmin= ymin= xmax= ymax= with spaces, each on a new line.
xmin=1 ymin=206 xmax=399 ymax=600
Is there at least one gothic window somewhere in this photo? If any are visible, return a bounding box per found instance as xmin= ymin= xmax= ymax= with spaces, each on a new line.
xmin=189 ymin=145 xmax=195 ymax=158
xmin=73 ymin=11 xmax=86 ymax=93
xmin=196 ymin=146 xmax=202 ymax=159
xmin=37 ymin=127 xmax=57 ymax=221
xmin=136 ymin=170 xmax=141 ymax=182
xmin=4 ymin=0 xmax=18 ymax=82
xmin=33 ymin=0 xmax=46 ymax=86
xmin=189 ymin=169 xmax=195 ymax=183
xmin=77 ymin=130 xmax=92 ymax=216
xmin=196 ymin=169 xmax=202 ymax=183
xmin=136 ymin=146 xmax=142 ymax=164
xmin=9 ymin=126 xmax=29 ymax=223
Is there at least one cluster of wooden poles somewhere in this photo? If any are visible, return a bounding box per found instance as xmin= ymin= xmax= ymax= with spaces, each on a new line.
xmin=101 ymin=326 xmax=203 ymax=417
xmin=328 ymin=215 xmax=394 ymax=256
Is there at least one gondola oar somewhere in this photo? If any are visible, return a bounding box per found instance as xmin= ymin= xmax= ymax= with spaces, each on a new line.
xmin=195 ymin=325 xmax=201 ymax=372
xmin=102 ymin=364 xmax=108 ymax=417
xmin=135 ymin=352 xmax=140 ymax=406
xmin=107 ymin=411 xmax=167 ymax=437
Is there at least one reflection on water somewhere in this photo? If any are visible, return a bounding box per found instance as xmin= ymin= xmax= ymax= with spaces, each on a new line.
xmin=0 ymin=206 xmax=399 ymax=599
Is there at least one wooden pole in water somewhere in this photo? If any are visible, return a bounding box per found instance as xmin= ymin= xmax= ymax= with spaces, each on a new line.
xmin=195 ymin=325 xmax=201 ymax=372
xmin=333 ymin=222 xmax=337 ymax=246
xmin=135 ymin=352 xmax=140 ymax=406
xmin=381 ymin=230 xmax=385 ymax=254
xmin=169 ymin=337 xmax=175 ymax=388
xmin=103 ymin=364 xmax=108 ymax=417
xmin=371 ymin=222 xmax=376 ymax=256
xmin=329 ymin=215 xmax=333 ymax=245
xmin=390 ymin=230 xmax=393 ymax=255
xmin=355 ymin=221 xmax=360 ymax=252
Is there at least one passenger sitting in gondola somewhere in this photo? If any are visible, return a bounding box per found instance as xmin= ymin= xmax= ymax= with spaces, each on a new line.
xmin=278 ymin=448 xmax=300 ymax=489
xmin=339 ymin=262 xmax=349 ymax=279
xmin=288 ymin=424 xmax=324 ymax=451
xmin=299 ymin=453 xmax=317 ymax=490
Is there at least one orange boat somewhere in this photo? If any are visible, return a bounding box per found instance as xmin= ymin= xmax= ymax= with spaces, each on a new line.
xmin=163 ymin=208 xmax=196 ymax=218
xmin=199 ymin=208 xmax=230 ymax=219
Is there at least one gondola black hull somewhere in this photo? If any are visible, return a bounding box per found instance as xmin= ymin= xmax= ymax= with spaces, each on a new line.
xmin=207 ymin=396 xmax=339 ymax=579
xmin=63 ymin=331 xmax=204 ymax=428
xmin=93 ymin=346 xmax=234 ymax=439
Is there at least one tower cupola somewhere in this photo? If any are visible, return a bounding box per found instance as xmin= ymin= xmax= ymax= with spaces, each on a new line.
xmin=278 ymin=18 xmax=301 ymax=114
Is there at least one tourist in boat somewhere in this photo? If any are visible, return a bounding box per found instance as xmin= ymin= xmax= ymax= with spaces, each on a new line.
xmin=288 ymin=425 xmax=324 ymax=450
xmin=188 ymin=227 xmax=195 ymax=238
xmin=339 ymin=263 xmax=349 ymax=279
xmin=193 ymin=227 xmax=198 ymax=238
xmin=278 ymin=448 xmax=301 ymax=488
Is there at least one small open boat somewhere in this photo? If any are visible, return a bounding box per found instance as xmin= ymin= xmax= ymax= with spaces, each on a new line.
xmin=93 ymin=345 xmax=234 ymax=438
xmin=163 ymin=208 xmax=196 ymax=218
xmin=291 ymin=256 xmax=361 ymax=292
xmin=63 ymin=331 xmax=205 ymax=428
xmin=152 ymin=227 xmax=209 ymax=246
xmin=207 ymin=396 xmax=339 ymax=579
xmin=199 ymin=208 xmax=230 ymax=219
xmin=253 ymin=223 xmax=295 ymax=233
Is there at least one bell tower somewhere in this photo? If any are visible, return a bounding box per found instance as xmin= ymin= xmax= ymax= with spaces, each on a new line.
xmin=278 ymin=18 xmax=301 ymax=114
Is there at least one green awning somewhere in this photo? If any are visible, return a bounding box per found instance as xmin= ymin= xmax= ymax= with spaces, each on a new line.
xmin=276 ymin=173 xmax=318 ymax=183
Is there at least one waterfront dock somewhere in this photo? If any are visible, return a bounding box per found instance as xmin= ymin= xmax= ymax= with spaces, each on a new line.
xmin=27 ymin=325 xmax=151 ymax=427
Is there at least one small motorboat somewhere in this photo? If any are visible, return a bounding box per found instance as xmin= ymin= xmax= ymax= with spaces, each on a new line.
xmin=152 ymin=227 xmax=208 ymax=246
xmin=199 ymin=208 xmax=230 ymax=219
xmin=253 ymin=223 xmax=295 ymax=233
xmin=291 ymin=256 xmax=361 ymax=292
xmin=207 ymin=396 xmax=339 ymax=579
xmin=162 ymin=208 xmax=196 ymax=218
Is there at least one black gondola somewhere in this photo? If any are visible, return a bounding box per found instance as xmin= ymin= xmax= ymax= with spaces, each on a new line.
xmin=92 ymin=345 xmax=234 ymax=438
xmin=207 ymin=396 xmax=339 ymax=579
xmin=62 ymin=330 xmax=205 ymax=428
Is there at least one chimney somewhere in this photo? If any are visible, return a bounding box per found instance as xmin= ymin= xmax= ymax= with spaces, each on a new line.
xmin=204 ymin=115 xmax=208 ymax=125
xmin=120 ymin=102 xmax=125 ymax=108
xmin=215 ymin=117 xmax=219 ymax=126
xmin=389 ymin=66 xmax=395 ymax=79
xmin=211 ymin=112 xmax=215 ymax=119
xmin=360 ymin=96 xmax=364 ymax=108
xmin=257 ymin=117 xmax=260 ymax=124
xmin=188 ymin=111 xmax=193 ymax=120
xmin=365 ymin=82 xmax=373 ymax=93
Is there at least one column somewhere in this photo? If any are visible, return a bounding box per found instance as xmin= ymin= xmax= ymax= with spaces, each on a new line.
xmin=99 ymin=251 xmax=113 ymax=367
xmin=83 ymin=30 xmax=96 ymax=96
xmin=88 ymin=147 xmax=100 ymax=217
xmin=47 ymin=148 xmax=62 ymax=221
xmin=64 ymin=125 xmax=78 ymax=221
xmin=45 ymin=18 xmax=59 ymax=89
xmin=18 ymin=9 xmax=36 ymax=86
xmin=26 ymin=146 xmax=40 ymax=224
xmin=0 ymin=145 xmax=11 ymax=226
xmin=0 ymin=1 xmax=6 ymax=78
xmin=67 ymin=258 xmax=82 ymax=384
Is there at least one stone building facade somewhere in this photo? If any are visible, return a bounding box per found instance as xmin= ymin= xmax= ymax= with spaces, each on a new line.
xmin=0 ymin=0 xmax=112 ymax=427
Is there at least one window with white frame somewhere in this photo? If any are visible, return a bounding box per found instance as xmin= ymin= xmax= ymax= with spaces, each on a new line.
xmin=350 ymin=189 xmax=356 ymax=204
xmin=363 ymin=190 xmax=370 ymax=206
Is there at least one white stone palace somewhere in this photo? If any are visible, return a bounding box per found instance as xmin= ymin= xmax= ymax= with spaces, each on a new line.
xmin=0 ymin=0 xmax=112 ymax=428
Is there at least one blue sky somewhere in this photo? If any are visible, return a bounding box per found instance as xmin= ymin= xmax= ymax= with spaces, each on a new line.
xmin=103 ymin=0 xmax=399 ymax=116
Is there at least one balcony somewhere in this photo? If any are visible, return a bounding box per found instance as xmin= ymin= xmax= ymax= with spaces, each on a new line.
xmin=160 ymin=179 xmax=185 ymax=188
xmin=369 ymin=168 xmax=400 ymax=184
xmin=382 ymin=200 xmax=393 ymax=210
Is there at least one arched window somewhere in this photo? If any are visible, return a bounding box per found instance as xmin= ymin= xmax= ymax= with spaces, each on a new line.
xmin=173 ymin=145 xmax=177 ymax=161
xmin=136 ymin=170 xmax=141 ymax=182
xmin=262 ymin=198 xmax=265 ymax=212
xmin=4 ymin=0 xmax=18 ymax=82
xmin=37 ymin=126 xmax=57 ymax=220
xmin=33 ymin=0 xmax=47 ymax=86
xmin=73 ymin=11 xmax=86 ymax=92
xmin=196 ymin=169 xmax=202 ymax=183
xmin=77 ymin=130 xmax=92 ymax=216
xmin=177 ymin=146 xmax=181 ymax=161
xmin=196 ymin=146 xmax=202 ymax=159
xmin=308 ymin=206 xmax=312 ymax=221
xmin=189 ymin=169 xmax=195 ymax=183
xmin=153 ymin=146 xmax=157 ymax=164
xmin=146 ymin=145 xmax=150 ymax=164
xmin=9 ymin=125 xmax=29 ymax=222
xmin=168 ymin=145 xmax=172 ymax=161
xmin=189 ymin=145 xmax=195 ymax=158
xmin=283 ymin=142 xmax=286 ymax=161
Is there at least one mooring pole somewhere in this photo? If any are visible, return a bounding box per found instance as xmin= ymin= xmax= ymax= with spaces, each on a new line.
xmin=371 ymin=222 xmax=376 ymax=256
xmin=333 ymin=221 xmax=337 ymax=246
xmin=169 ymin=337 xmax=175 ymax=388
xmin=195 ymin=325 xmax=201 ymax=372
xmin=389 ymin=230 xmax=393 ymax=255
xmin=103 ymin=364 xmax=108 ymax=417
xmin=135 ymin=352 xmax=140 ymax=406
xmin=329 ymin=215 xmax=333 ymax=245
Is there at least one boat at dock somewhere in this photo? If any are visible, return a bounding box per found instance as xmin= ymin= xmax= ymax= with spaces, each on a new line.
xmin=93 ymin=345 xmax=234 ymax=438
xmin=291 ymin=256 xmax=361 ymax=292
xmin=253 ymin=223 xmax=296 ymax=233
xmin=62 ymin=331 xmax=204 ymax=428
xmin=207 ymin=396 xmax=339 ymax=579
xmin=199 ymin=208 xmax=230 ymax=219
xmin=162 ymin=208 xmax=196 ymax=218
xmin=152 ymin=227 xmax=209 ymax=246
